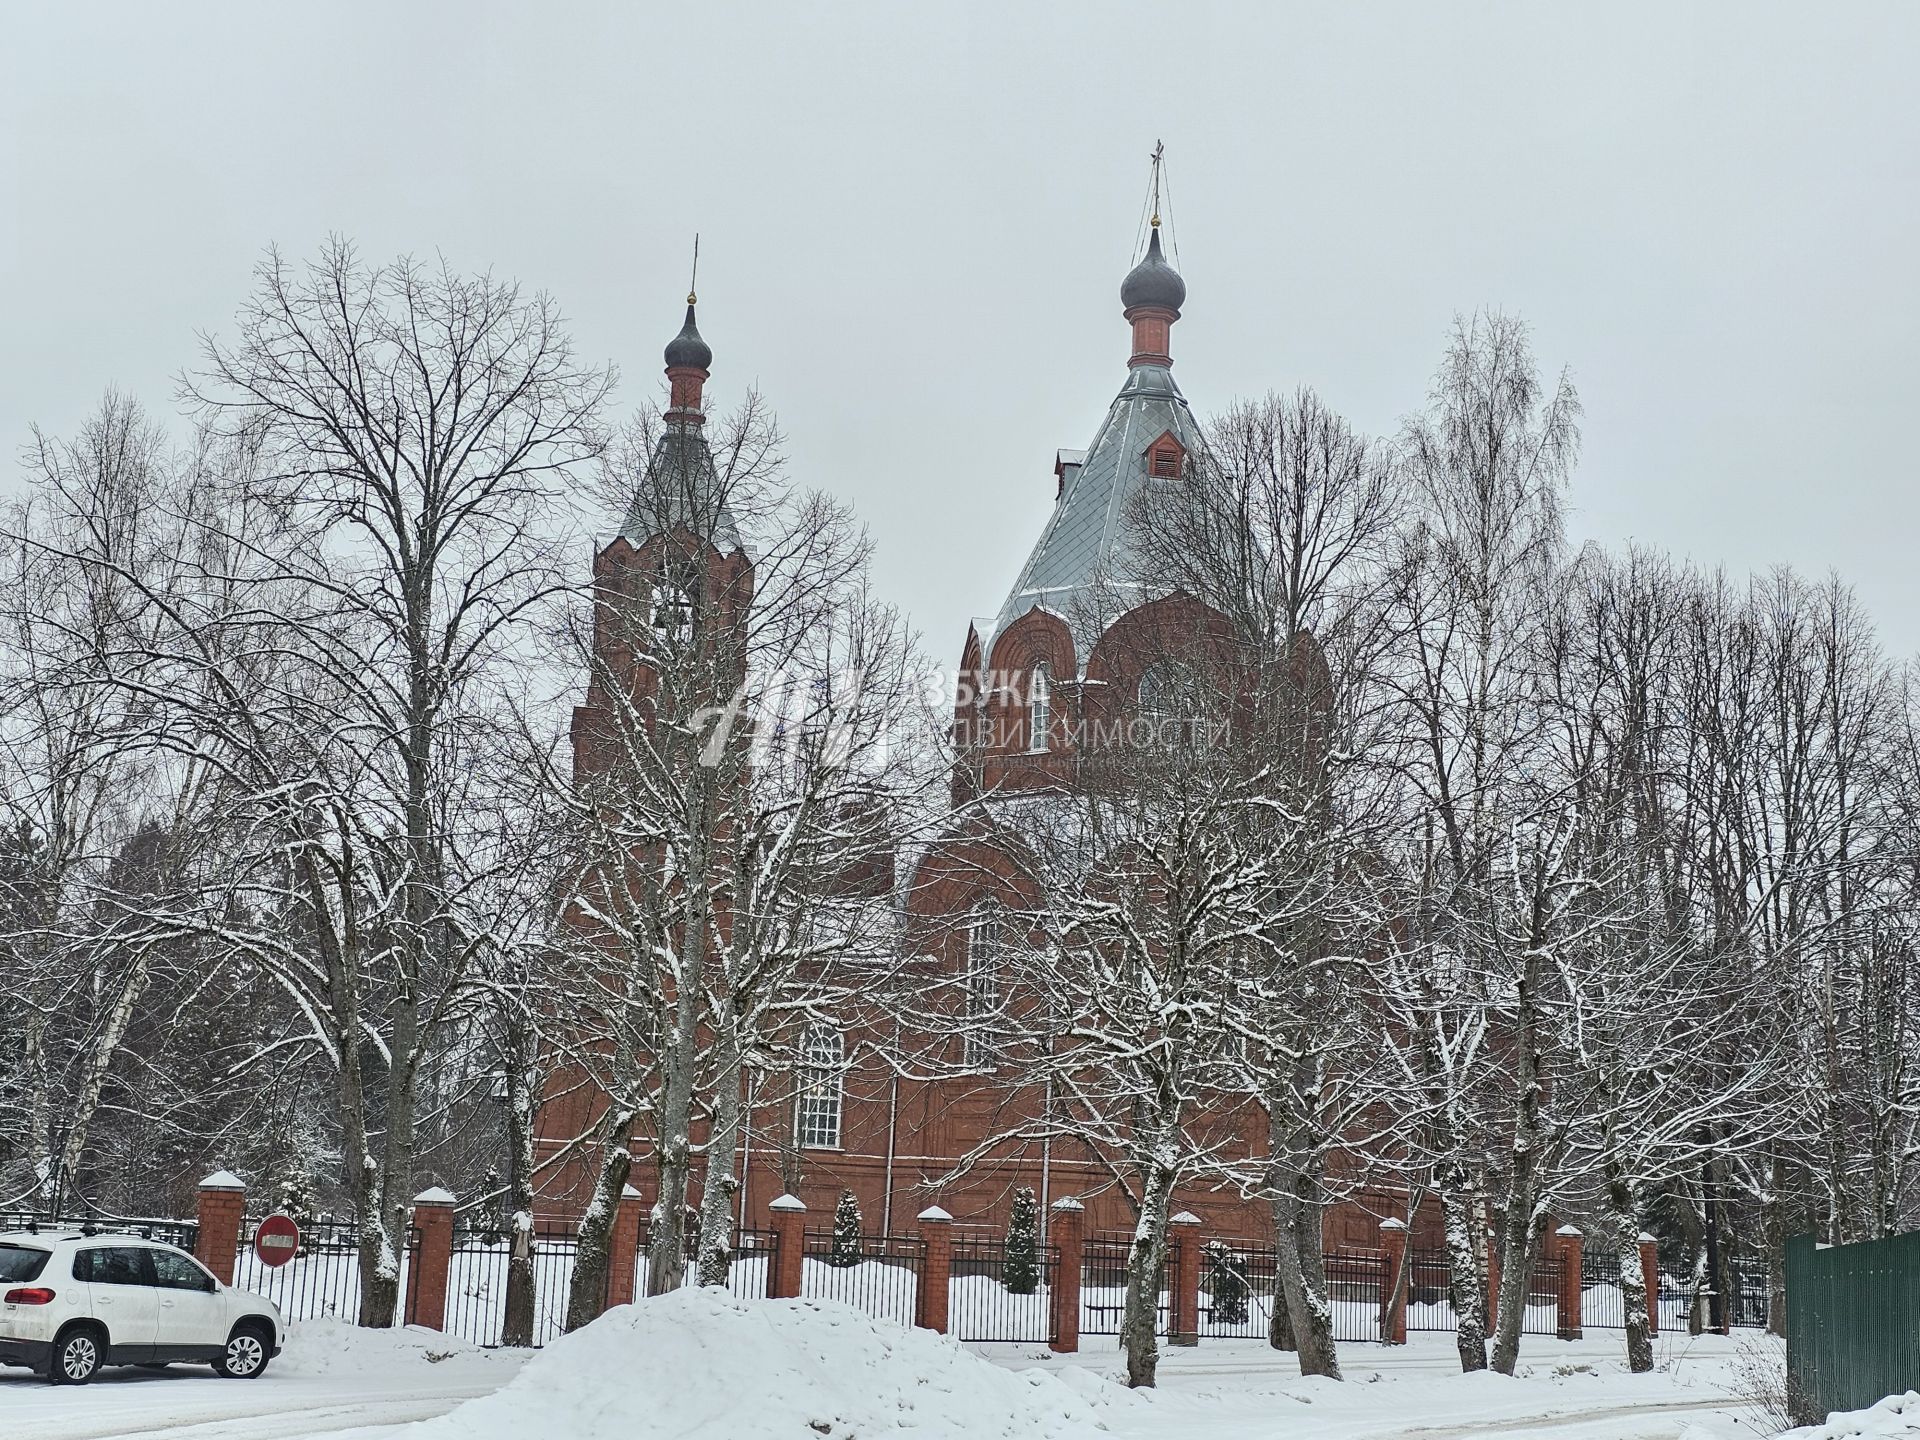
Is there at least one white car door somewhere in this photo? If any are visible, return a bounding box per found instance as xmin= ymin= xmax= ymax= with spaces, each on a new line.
xmin=149 ymin=1248 xmax=228 ymax=1356
xmin=76 ymin=1245 xmax=160 ymax=1361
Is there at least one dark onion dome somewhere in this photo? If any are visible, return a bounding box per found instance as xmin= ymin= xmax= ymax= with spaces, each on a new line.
xmin=1119 ymin=226 xmax=1186 ymax=315
xmin=663 ymin=300 xmax=712 ymax=370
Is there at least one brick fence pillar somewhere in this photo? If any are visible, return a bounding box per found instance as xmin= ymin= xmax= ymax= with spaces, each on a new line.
xmin=607 ymin=1184 xmax=644 ymax=1308
xmin=1168 ymin=1211 xmax=1201 ymax=1347
xmin=195 ymin=1171 xmax=246 ymax=1286
xmin=1048 ymin=1198 xmax=1084 ymax=1355
xmin=1639 ymin=1232 xmax=1661 ymax=1336
xmin=1555 ymin=1225 xmax=1584 ymax=1340
xmin=916 ymin=1206 xmax=952 ymax=1333
xmin=769 ymin=1194 xmax=806 ymax=1300
xmin=405 ymin=1187 xmax=456 ymax=1331
xmin=1379 ymin=1217 xmax=1409 ymax=1345
xmin=1486 ymin=1230 xmax=1501 ymax=1333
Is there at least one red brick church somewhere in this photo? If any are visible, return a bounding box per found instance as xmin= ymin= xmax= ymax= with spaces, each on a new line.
xmin=534 ymin=208 xmax=1422 ymax=1253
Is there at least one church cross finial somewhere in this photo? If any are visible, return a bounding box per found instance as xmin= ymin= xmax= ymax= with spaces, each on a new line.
xmin=687 ymin=233 xmax=700 ymax=306
xmin=1149 ymin=140 xmax=1164 ymax=228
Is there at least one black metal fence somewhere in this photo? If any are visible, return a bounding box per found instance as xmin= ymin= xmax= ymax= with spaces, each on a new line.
xmin=800 ymin=1229 xmax=924 ymax=1327
xmin=1326 ymin=1250 xmax=1391 ymax=1342
xmin=949 ymin=1233 xmax=1056 ymax=1343
xmin=0 ymin=1208 xmax=199 ymax=1252
xmin=1581 ymin=1247 xmax=1626 ymax=1329
xmin=724 ymin=1225 xmax=781 ymax=1300
xmin=1081 ymin=1234 xmax=1171 ymax=1337
xmin=1199 ymin=1243 xmax=1276 ymax=1340
xmin=438 ymin=1221 xmax=591 ymax=1346
xmin=237 ymin=1216 xmax=380 ymax=1326
xmin=1405 ymin=1249 xmax=1561 ymax=1336
xmin=1405 ymin=1246 xmax=1461 ymax=1332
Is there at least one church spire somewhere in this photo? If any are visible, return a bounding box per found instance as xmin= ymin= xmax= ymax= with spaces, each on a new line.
xmin=1119 ymin=143 xmax=1186 ymax=368
xmin=663 ymin=236 xmax=711 ymax=422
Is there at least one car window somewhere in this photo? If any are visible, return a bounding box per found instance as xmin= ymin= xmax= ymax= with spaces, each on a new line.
xmin=76 ymin=1246 xmax=153 ymax=1286
xmin=150 ymin=1248 xmax=215 ymax=1291
xmin=0 ymin=1244 xmax=50 ymax=1283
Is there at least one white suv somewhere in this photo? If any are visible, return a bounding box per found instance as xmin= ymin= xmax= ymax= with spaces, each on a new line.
xmin=0 ymin=1230 xmax=284 ymax=1384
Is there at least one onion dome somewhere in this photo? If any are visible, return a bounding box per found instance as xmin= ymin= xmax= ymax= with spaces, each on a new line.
xmin=1119 ymin=227 xmax=1186 ymax=315
xmin=663 ymin=300 xmax=712 ymax=371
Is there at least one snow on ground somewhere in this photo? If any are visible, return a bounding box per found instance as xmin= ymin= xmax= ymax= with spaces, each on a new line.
xmin=5 ymin=1317 xmax=528 ymax=1440
xmin=1761 ymin=1393 xmax=1920 ymax=1440
xmin=398 ymin=1288 xmax=1105 ymax=1440
xmin=6 ymin=1296 xmax=1812 ymax=1440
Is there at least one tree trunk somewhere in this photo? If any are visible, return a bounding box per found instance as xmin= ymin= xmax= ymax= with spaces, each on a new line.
xmin=1604 ymin=1168 xmax=1653 ymax=1373
xmin=1439 ymin=1168 xmax=1487 ymax=1372
xmin=695 ymin=1028 xmax=745 ymax=1287
xmin=1123 ymin=1161 xmax=1177 ymax=1388
xmin=1764 ymin=1152 xmax=1788 ymax=1337
xmin=1267 ymin=1076 xmax=1340 ymax=1379
xmin=1490 ymin=1205 xmax=1542 ymax=1375
xmin=565 ymin=1110 xmax=636 ymax=1332
xmin=500 ymin=1046 xmax=540 ymax=1347
xmin=649 ymin=796 xmax=713 ymax=1299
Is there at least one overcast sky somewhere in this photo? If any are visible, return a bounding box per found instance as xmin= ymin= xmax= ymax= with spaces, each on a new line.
xmin=4 ymin=2 xmax=1917 ymax=664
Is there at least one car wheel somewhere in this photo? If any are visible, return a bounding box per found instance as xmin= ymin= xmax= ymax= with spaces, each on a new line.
xmin=50 ymin=1326 xmax=103 ymax=1385
xmin=214 ymin=1325 xmax=271 ymax=1380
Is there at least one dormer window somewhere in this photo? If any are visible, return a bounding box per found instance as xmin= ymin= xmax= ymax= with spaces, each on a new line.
xmin=1145 ymin=431 xmax=1185 ymax=479
xmin=1028 ymin=663 xmax=1052 ymax=753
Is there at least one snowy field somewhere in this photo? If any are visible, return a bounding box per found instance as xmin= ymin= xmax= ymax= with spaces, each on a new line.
xmin=2 ymin=1292 xmax=1858 ymax=1440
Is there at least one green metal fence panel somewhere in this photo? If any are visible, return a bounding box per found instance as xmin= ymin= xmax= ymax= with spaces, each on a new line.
xmin=1786 ymin=1230 xmax=1920 ymax=1426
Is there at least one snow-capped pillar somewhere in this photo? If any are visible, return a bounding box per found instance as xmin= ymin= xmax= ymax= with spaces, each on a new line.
xmin=607 ymin=1184 xmax=644 ymax=1308
xmin=194 ymin=1171 xmax=246 ymax=1287
xmin=1379 ymin=1218 xmax=1409 ymax=1345
xmin=1048 ymin=1197 xmax=1084 ymax=1354
xmin=769 ymin=1194 xmax=807 ymax=1300
xmin=915 ymin=1206 xmax=953 ymax=1333
xmin=1639 ymin=1232 xmax=1661 ymax=1336
xmin=1168 ymin=1211 xmax=1202 ymax=1347
xmin=406 ymin=1187 xmax=457 ymax=1332
xmin=1555 ymin=1225 xmax=1584 ymax=1340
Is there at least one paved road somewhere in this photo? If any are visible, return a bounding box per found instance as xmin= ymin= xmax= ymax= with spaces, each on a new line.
xmin=5 ymin=1367 xmax=505 ymax=1440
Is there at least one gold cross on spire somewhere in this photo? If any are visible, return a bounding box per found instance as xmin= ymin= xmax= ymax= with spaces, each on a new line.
xmin=1149 ymin=140 xmax=1164 ymax=228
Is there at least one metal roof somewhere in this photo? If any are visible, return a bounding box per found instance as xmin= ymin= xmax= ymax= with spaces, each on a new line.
xmin=983 ymin=361 xmax=1202 ymax=665
xmin=619 ymin=421 xmax=745 ymax=555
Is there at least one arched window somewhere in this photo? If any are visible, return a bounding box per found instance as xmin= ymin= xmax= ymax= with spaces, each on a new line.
xmin=964 ymin=909 xmax=1003 ymax=1069
xmin=1137 ymin=660 xmax=1202 ymax=719
xmin=795 ymin=1026 xmax=843 ymax=1149
xmin=1136 ymin=660 xmax=1215 ymax=749
xmin=650 ymin=562 xmax=697 ymax=642
xmin=1028 ymin=663 xmax=1052 ymax=753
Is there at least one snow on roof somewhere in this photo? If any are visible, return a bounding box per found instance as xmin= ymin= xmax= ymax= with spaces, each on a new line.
xmin=982 ymin=362 xmax=1202 ymax=663
xmin=199 ymin=1170 xmax=246 ymax=1192
xmin=414 ymin=1186 xmax=457 ymax=1206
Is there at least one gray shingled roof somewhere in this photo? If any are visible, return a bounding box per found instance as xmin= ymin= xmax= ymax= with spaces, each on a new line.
xmin=619 ymin=422 xmax=745 ymax=555
xmin=984 ymin=362 xmax=1202 ymax=666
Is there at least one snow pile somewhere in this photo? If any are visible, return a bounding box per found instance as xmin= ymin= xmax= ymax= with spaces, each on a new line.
xmin=397 ymin=1288 xmax=1112 ymax=1440
xmin=1779 ymin=1392 xmax=1920 ymax=1440
xmin=279 ymin=1317 xmax=515 ymax=1377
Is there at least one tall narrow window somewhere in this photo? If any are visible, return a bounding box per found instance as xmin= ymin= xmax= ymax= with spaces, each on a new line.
xmin=795 ymin=1026 xmax=843 ymax=1149
xmin=1028 ymin=663 xmax=1052 ymax=753
xmin=964 ymin=910 xmax=1003 ymax=1068
xmin=651 ymin=563 xmax=696 ymax=642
